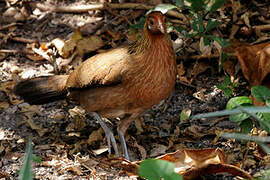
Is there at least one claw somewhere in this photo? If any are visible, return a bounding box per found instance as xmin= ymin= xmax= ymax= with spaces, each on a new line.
xmin=93 ymin=112 xmax=119 ymax=157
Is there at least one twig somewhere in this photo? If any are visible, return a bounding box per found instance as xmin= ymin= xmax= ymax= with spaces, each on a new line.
xmin=253 ymin=24 xmax=270 ymax=31
xmin=29 ymin=2 xmax=187 ymax=23
xmin=0 ymin=23 xmax=22 ymax=31
xmin=0 ymin=49 xmax=22 ymax=53
xmin=0 ymin=32 xmax=38 ymax=44
xmin=185 ymin=53 xmax=236 ymax=60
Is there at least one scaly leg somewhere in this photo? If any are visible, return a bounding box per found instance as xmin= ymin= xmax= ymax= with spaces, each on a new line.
xmin=117 ymin=128 xmax=129 ymax=160
xmin=117 ymin=112 xmax=142 ymax=160
xmin=92 ymin=112 xmax=119 ymax=157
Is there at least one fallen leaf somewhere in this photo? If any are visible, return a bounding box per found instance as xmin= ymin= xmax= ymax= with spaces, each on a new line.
xmin=87 ymin=128 xmax=103 ymax=145
xmin=150 ymin=144 xmax=167 ymax=157
xmin=62 ymin=29 xmax=83 ymax=58
xmin=158 ymin=148 xmax=253 ymax=180
xmin=235 ymin=42 xmax=270 ymax=87
xmin=77 ymin=35 xmax=104 ymax=56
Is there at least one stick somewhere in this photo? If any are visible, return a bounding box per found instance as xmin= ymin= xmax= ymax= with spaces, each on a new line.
xmin=0 ymin=32 xmax=38 ymax=44
xmin=29 ymin=2 xmax=186 ymax=22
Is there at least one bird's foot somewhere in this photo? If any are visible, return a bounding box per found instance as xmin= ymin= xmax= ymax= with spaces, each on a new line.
xmin=117 ymin=128 xmax=130 ymax=160
xmin=92 ymin=112 xmax=119 ymax=157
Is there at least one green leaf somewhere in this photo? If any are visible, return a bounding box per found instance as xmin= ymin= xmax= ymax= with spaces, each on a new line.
xmin=139 ymin=159 xmax=183 ymax=180
xmin=187 ymin=0 xmax=206 ymax=11
xmin=32 ymin=154 xmax=42 ymax=163
xmin=205 ymin=19 xmax=221 ymax=32
xmin=180 ymin=109 xmax=191 ymax=121
xmin=229 ymin=113 xmax=250 ymax=123
xmin=207 ymin=0 xmax=227 ymax=12
xmin=174 ymin=26 xmax=186 ymax=34
xmin=130 ymin=17 xmax=145 ymax=30
xmin=203 ymin=36 xmax=211 ymax=46
xmin=251 ymin=85 xmax=270 ymax=102
xmin=190 ymin=15 xmax=204 ymax=34
xmin=209 ymin=36 xmax=230 ymax=48
xmin=239 ymin=119 xmax=253 ymax=134
xmin=172 ymin=0 xmax=185 ymax=6
xmin=226 ymin=96 xmax=252 ymax=109
xmin=258 ymin=113 xmax=270 ymax=133
xmin=151 ymin=4 xmax=177 ymax=14
xmin=19 ymin=137 xmax=33 ymax=180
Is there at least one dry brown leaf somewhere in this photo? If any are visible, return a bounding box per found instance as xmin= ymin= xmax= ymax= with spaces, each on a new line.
xmin=235 ymin=42 xmax=270 ymax=86
xmin=26 ymin=118 xmax=47 ymax=137
xmin=150 ymin=144 xmax=167 ymax=157
xmin=199 ymin=37 xmax=211 ymax=56
xmin=68 ymin=106 xmax=86 ymax=130
xmin=178 ymin=61 xmax=185 ymax=76
xmin=61 ymin=29 xmax=83 ymax=58
xmin=77 ymin=35 xmax=104 ymax=56
xmin=183 ymin=125 xmax=206 ymax=138
xmin=157 ymin=148 xmax=253 ymax=180
xmin=87 ymin=128 xmax=103 ymax=145
xmin=0 ymin=101 xmax=9 ymax=110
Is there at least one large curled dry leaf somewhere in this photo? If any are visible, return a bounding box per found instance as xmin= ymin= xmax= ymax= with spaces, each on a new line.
xmin=109 ymin=148 xmax=252 ymax=180
xmin=158 ymin=148 xmax=252 ymax=180
xmin=235 ymin=42 xmax=270 ymax=87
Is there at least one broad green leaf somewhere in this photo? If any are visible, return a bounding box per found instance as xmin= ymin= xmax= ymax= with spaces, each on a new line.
xmin=226 ymin=96 xmax=252 ymax=109
xmin=139 ymin=159 xmax=182 ymax=180
xmin=210 ymin=36 xmax=230 ymax=48
xmin=174 ymin=26 xmax=186 ymax=34
xmin=172 ymin=0 xmax=184 ymax=6
xmin=151 ymin=4 xmax=177 ymax=14
xmin=266 ymin=99 xmax=270 ymax=107
xmin=206 ymin=0 xmax=227 ymax=12
xmin=251 ymin=85 xmax=270 ymax=102
xmin=187 ymin=0 xmax=205 ymax=11
xmin=203 ymin=36 xmax=211 ymax=46
xmin=229 ymin=113 xmax=250 ymax=123
xmin=190 ymin=15 xmax=204 ymax=34
xmin=258 ymin=113 xmax=270 ymax=133
xmin=130 ymin=17 xmax=145 ymax=30
xmin=19 ymin=138 xmax=33 ymax=180
xmin=205 ymin=19 xmax=221 ymax=32
xmin=239 ymin=119 xmax=253 ymax=134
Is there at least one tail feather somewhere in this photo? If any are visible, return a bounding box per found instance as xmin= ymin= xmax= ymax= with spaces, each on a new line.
xmin=14 ymin=75 xmax=68 ymax=105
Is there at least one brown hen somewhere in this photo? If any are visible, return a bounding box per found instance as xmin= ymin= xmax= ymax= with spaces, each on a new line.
xmin=14 ymin=11 xmax=177 ymax=160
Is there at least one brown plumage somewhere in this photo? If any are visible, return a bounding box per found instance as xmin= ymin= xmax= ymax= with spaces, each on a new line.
xmin=14 ymin=11 xmax=177 ymax=160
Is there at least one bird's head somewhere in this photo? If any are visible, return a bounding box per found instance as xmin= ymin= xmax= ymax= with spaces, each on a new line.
xmin=145 ymin=11 xmax=167 ymax=35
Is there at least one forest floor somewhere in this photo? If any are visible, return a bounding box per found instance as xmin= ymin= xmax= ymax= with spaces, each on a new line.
xmin=0 ymin=0 xmax=269 ymax=179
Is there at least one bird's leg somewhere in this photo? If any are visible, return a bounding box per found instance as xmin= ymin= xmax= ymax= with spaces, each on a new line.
xmin=117 ymin=127 xmax=129 ymax=160
xmin=117 ymin=112 xmax=141 ymax=160
xmin=92 ymin=112 xmax=119 ymax=157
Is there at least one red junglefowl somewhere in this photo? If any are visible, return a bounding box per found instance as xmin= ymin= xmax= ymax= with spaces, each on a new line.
xmin=14 ymin=11 xmax=177 ymax=160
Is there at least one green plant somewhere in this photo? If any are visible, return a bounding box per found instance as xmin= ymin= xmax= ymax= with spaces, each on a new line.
xmin=191 ymin=85 xmax=270 ymax=154
xmin=130 ymin=1 xmax=229 ymax=51
xmin=193 ymin=85 xmax=270 ymax=133
xmin=173 ymin=0 xmax=229 ymax=49
xmin=139 ymin=159 xmax=183 ymax=180
xmin=19 ymin=138 xmax=34 ymax=180
xmin=217 ymin=76 xmax=238 ymax=98
xmin=19 ymin=137 xmax=41 ymax=180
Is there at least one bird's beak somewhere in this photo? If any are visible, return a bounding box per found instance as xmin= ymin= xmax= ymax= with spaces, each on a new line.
xmin=158 ymin=19 xmax=165 ymax=34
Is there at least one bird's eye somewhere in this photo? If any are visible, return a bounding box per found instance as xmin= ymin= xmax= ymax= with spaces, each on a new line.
xmin=149 ymin=19 xmax=154 ymax=26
